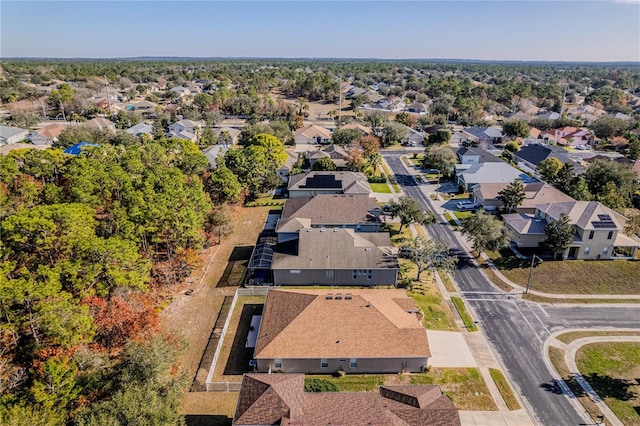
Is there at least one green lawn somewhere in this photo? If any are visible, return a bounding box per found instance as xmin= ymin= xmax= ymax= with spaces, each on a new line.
xmin=369 ymin=182 xmax=392 ymax=193
xmin=304 ymin=375 xmax=385 ymax=392
xmin=451 ymin=296 xmax=478 ymax=331
xmin=576 ymin=342 xmax=640 ymax=425
xmin=486 ymin=249 xmax=640 ymax=295
xmin=408 ymin=282 xmax=457 ymax=332
xmin=410 ymin=368 xmax=497 ymax=411
xmin=380 ymin=162 xmax=401 ymax=193
xmin=385 ymin=223 xmax=413 ymax=247
xmin=443 ymin=212 xmax=459 ymax=229
xmin=453 ymin=211 xmax=473 ymax=220
xmin=438 ymin=271 xmax=457 ymax=293
xmin=489 ymin=368 xmax=521 ymax=411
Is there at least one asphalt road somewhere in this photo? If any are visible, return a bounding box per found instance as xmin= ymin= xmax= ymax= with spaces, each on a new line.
xmin=382 ymin=151 xmax=640 ymax=426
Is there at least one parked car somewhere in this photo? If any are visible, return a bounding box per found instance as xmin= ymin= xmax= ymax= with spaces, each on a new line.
xmin=456 ymin=200 xmax=478 ymax=210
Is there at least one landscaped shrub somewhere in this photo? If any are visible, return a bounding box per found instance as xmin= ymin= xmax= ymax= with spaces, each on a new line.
xmin=304 ymin=378 xmax=338 ymax=392
xmin=367 ymin=175 xmax=387 ymax=183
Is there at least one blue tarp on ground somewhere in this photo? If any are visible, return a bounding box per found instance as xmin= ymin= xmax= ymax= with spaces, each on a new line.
xmin=63 ymin=142 xmax=100 ymax=155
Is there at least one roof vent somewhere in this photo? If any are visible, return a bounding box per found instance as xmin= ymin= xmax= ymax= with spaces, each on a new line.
xmin=306 ymin=229 xmax=313 ymax=232
xmin=335 ymin=293 xmax=343 ymax=300
xmin=320 ymin=228 xmax=326 ymax=233
xmin=365 ymin=248 xmax=372 ymax=252
xmin=345 ymin=293 xmax=352 ymax=300
xmin=334 ymin=228 xmax=340 ymax=232
xmin=325 ymin=293 xmax=333 ymax=300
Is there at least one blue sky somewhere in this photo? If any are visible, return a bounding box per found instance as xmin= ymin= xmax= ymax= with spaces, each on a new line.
xmin=1 ymin=1 xmax=639 ymax=61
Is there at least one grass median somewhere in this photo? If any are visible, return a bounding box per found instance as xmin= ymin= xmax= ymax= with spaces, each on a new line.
xmin=451 ymin=296 xmax=477 ymax=331
xmin=489 ymin=368 xmax=521 ymax=411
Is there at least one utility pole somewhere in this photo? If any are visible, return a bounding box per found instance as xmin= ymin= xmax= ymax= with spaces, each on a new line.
xmin=525 ymin=254 xmax=543 ymax=294
xmin=104 ymin=75 xmax=111 ymax=113
xmin=559 ymin=84 xmax=567 ymax=116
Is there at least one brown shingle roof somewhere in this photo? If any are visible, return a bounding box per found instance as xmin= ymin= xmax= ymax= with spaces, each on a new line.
xmin=278 ymin=194 xmax=380 ymax=230
xmin=234 ymin=374 xmax=460 ymax=426
xmin=254 ymin=289 xmax=429 ymax=359
xmin=271 ymin=227 xmax=396 ymax=270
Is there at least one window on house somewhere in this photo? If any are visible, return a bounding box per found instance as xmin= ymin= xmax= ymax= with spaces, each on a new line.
xmin=588 ymin=231 xmax=594 ymax=240
xmin=603 ymin=247 xmax=609 ymax=255
xmin=326 ymin=270 xmax=334 ymax=280
xmin=353 ymin=270 xmax=357 ymax=279
xmin=607 ymin=231 xmax=613 ymax=240
xmin=367 ymin=270 xmax=372 ymax=280
xmin=584 ymin=247 xmax=591 ymax=255
xmin=350 ymin=358 xmax=357 ymax=369
xmin=274 ymin=359 xmax=282 ymax=369
xmin=321 ymin=359 xmax=328 ymax=368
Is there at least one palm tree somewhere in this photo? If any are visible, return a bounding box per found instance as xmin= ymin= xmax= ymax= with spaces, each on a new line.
xmin=368 ymin=152 xmax=383 ymax=174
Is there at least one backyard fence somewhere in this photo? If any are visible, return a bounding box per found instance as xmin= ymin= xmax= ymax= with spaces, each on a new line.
xmin=204 ymin=286 xmax=271 ymax=391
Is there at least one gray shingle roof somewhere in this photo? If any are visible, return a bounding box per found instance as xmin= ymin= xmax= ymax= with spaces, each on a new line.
xmin=278 ymin=194 xmax=380 ymax=231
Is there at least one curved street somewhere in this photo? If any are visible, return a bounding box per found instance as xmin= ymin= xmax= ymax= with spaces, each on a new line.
xmin=382 ymin=151 xmax=640 ymax=426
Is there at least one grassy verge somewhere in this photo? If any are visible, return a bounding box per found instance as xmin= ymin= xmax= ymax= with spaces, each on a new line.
xmin=414 ymin=224 xmax=428 ymax=239
xmin=443 ymin=212 xmax=459 ymax=229
xmin=370 ymin=182 xmax=392 ymax=193
xmin=486 ymin=249 xmax=640 ymax=295
xmin=576 ymin=342 xmax=640 ymax=425
xmin=410 ymin=368 xmax=497 ymax=411
xmin=408 ymin=281 xmax=457 ymax=332
xmin=451 ymin=296 xmax=478 ymax=331
xmin=304 ymin=374 xmax=384 ymax=392
xmin=523 ymin=294 xmax=640 ymax=304
xmin=438 ymin=271 xmax=457 ymax=293
xmin=548 ymin=346 xmax=612 ymax=426
xmin=489 ymin=368 xmax=521 ymax=411
xmin=245 ymin=194 xmax=286 ymax=208
xmin=556 ymin=331 xmax=640 ymax=344
xmin=380 ymin=161 xmax=401 ymax=193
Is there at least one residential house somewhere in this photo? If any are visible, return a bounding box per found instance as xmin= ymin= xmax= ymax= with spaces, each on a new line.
xmin=456 ymin=162 xmax=536 ymax=191
xmin=277 ymin=151 xmax=299 ymax=183
xmin=456 ymin=147 xmax=503 ymax=165
xmin=614 ymin=112 xmax=632 ymax=121
xmin=233 ymin=374 xmax=460 ymax=426
xmin=473 ymin=182 xmax=575 ymax=213
xmin=85 ymin=117 xmax=116 ymax=132
xmin=168 ymin=119 xmax=203 ymax=142
xmin=513 ymin=144 xmax=584 ymax=175
xmin=0 ymin=125 xmax=29 ymax=145
xmin=252 ymin=289 xmax=427 ymax=373
xmin=309 ymin=144 xmax=350 ymax=170
xmin=276 ymin=194 xmax=382 ymax=242
xmin=125 ymin=123 xmax=153 ymax=137
xmin=202 ymin=145 xmax=228 ymax=168
xmin=361 ymin=90 xmax=385 ymax=105
xmin=0 ymin=143 xmax=50 ymax=155
xmin=503 ymin=201 xmax=640 ymax=259
xmin=271 ymin=228 xmax=397 ymax=286
xmin=287 ymin=171 xmax=372 ymax=198
xmin=461 ymin=126 xmax=504 ymax=148
xmin=340 ymin=123 xmax=373 ymax=135
xmin=294 ymin=124 xmax=332 ymax=145
xmin=407 ymin=101 xmax=430 ymax=114
xmin=346 ymin=86 xmax=366 ymax=97
xmin=400 ymin=125 xmax=425 ymax=146
xmin=556 ymin=127 xmax=598 ymax=148
xmin=168 ymin=119 xmax=202 ymax=134
xmin=536 ymin=111 xmax=560 ymax=120
xmin=169 ymin=86 xmax=190 ymax=97
xmin=131 ymin=100 xmax=157 ymax=115
xmin=388 ymin=98 xmax=407 ymax=112
xmin=214 ymin=127 xmax=241 ymax=146
xmin=28 ymin=123 xmax=66 ymax=145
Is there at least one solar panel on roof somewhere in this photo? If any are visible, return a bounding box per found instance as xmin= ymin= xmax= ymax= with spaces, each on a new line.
xmin=302 ymin=174 xmax=342 ymax=189
xmin=597 ymin=214 xmax=612 ymax=221
xmin=592 ymin=221 xmax=616 ymax=229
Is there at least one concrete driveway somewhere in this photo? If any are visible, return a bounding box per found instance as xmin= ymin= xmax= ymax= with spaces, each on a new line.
xmin=427 ymin=330 xmax=477 ymax=368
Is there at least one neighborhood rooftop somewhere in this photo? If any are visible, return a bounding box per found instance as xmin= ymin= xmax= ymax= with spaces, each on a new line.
xmin=253 ymin=289 xmax=429 ymax=360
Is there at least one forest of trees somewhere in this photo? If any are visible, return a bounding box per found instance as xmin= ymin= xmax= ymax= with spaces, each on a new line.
xmin=0 ymin=127 xmax=291 ymax=423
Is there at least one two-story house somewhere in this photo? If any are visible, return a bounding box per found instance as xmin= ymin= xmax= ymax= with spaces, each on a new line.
xmin=287 ymin=171 xmax=372 ymax=198
xmin=503 ymin=201 xmax=640 ymax=259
